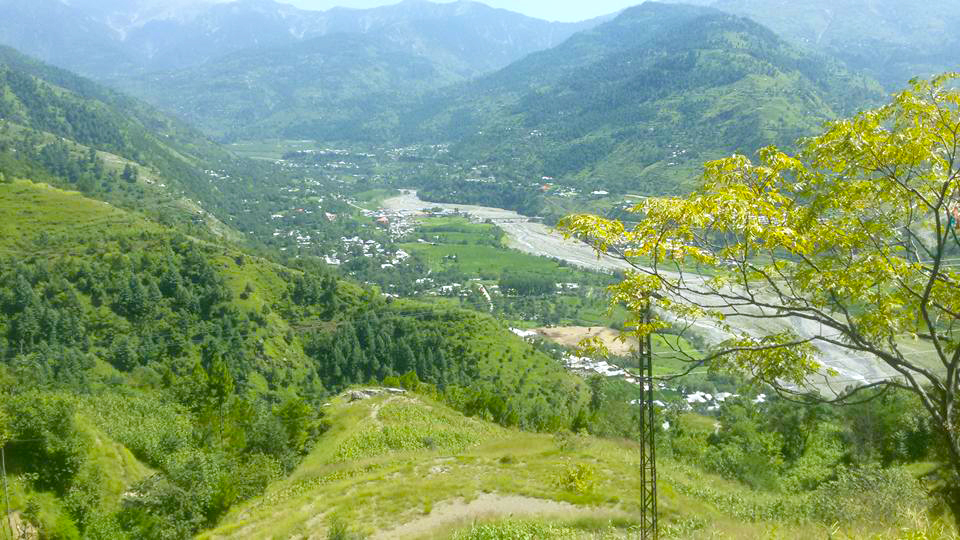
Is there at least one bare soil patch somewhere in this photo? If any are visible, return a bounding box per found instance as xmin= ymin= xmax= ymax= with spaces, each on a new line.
xmin=533 ymin=326 xmax=637 ymax=356
xmin=370 ymin=493 xmax=593 ymax=540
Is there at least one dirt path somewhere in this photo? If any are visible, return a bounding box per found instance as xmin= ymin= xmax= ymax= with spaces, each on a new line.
xmin=370 ymin=493 xmax=594 ymax=540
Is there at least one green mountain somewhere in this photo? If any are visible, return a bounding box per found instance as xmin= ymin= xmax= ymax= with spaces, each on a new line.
xmin=397 ymin=2 xmax=883 ymax=195
xmin=0 ymin=44 xmax=247 ymax=233
xmin=114 ymin=33 xmax=468 ymax=142
xmin=109 ymin=0 xmax=611 ymax=141
xmin=696 ymin=0 xmax=960 ymax=88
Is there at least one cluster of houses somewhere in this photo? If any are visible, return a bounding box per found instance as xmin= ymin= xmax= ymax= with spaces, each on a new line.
xmin=357 ymin=206 xmax=448 ymax=240
xmin=561 ymin=353 xmax=643 ymax=384
xmin=337 ymin=236 xmax=411 ymax=269
xmin=507 ymin=329 xmax=766 ymax=416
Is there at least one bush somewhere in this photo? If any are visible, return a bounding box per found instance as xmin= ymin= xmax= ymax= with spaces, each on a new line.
xmin=327 ymin=516 xmax=366 ymax=540
xmin=810 ymin=465 xmax=927 ymax=525
xmin=554 ymin=462 xmax=598 ymax=495
xmin=4 ymin=392 xmax=87 ymax=494
xmin=452 ymin=520 xmax=573 ymax=540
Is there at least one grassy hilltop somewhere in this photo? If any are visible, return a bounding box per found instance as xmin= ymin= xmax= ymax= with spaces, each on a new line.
xmin=203 ymin=389 xmax=947 ymax=540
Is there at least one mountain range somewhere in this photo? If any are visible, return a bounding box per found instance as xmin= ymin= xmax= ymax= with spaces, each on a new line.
xmin=360 ymin=3 xmax=884 ymax=193
xmin=0 ymin=0 xmax=603 ymax=79
xmin=106 ymin=2 xmax=886 ymax=194
xmin=0 ymin=0 xmax=955 ymax=195
xmin=676 ymin=0 xmax=960 ymax=88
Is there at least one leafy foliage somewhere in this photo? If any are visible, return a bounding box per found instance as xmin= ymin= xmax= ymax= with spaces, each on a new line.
xmin=560 ymin=74 xmax=960 ymax=520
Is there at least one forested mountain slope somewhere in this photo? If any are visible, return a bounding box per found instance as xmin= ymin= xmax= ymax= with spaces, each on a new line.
xmin=0 ymin=177 xmax=590 ymax=537
xmin=118 ymin=0 xmax=603 ymax=76
xmin=0 ymin=45 xmax=248 ymax=232
xmin=396 ymin=2 xmax=883 ymax=194
xmin=114 ymin=33 xmax=469 ymax=141
xmin=691 ymin=0 xmax=960 ymax=88
xmin=109 ymin=0 xmax=611 ymax=141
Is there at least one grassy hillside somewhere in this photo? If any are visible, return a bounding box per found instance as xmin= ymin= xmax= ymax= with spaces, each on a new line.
xmin=398 ymin=2 xmax=883 ymax=195
xmin=201 ymin=390 xmax=948 ymax=539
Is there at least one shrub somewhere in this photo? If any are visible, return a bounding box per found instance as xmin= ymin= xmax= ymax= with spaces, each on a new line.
xmin=554 ymin=462 xmax=598 ymax=495
xmin=453 ymin=520 xmax=573 ymax=540
xmin=810 ymin=465 xmax=927 ymax=525
xmin=327 ymin=516 xmax=366 ymax=540
xmin=4 ymin=392 xmax=87 ymax=495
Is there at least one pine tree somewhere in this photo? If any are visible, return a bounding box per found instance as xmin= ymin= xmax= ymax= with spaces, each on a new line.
xmin=122 ymin=163 xmax=138 ymax=183
xmin=208 ymin=355 xmax=235 ymax=445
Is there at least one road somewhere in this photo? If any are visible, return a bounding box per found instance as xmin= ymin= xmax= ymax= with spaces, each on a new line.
xmin=382 ymin=191 xmax=904 ymax=394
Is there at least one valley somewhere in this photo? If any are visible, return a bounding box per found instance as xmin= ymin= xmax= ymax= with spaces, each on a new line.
xmin=380 ymin=190 xmax=632 ymax=273
xmin=0 ymin=0 xmax=957 ymax=539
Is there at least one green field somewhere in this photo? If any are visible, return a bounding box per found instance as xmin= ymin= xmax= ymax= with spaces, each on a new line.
xmin=403 ymin=217 xmax=594 ymax=281
xmin=353 ymin=187 xmax=402 ymax=209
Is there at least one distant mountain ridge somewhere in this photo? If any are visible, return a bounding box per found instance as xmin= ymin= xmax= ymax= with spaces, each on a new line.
xmin=0 ymin=0 xmax=605 ymax=78
xmin=114 ymin=32 xmax=469 ymax=140
xmin=677 ymin=0 xmax=960 ymax=87
xmin=391 ymin=2 xmax=884 ymax=194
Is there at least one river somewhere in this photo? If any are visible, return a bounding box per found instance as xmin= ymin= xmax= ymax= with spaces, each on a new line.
xmin=381 ymin=191 xmax=904 ymax=394
xmin=382 ymin=190 xmax=632 ymax=273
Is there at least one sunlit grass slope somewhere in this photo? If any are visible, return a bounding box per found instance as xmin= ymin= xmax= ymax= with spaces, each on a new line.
xmin=201 ymin=391 xmax=948 ymax=540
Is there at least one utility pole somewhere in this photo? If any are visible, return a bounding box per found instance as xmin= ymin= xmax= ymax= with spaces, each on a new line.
xmin=2 ymin=447 xmax=10 ymax=540
xmin=637 ymin=300 xmax=658 ymax=540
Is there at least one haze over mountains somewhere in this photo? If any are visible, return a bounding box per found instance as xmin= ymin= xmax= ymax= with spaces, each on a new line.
xmin=0 ymin=0 xmax=600 ymax=78
xmin=675 ymin=0 xmax=960 ymax=89
xmin=2 ymin=0 xmax=951 ymax=193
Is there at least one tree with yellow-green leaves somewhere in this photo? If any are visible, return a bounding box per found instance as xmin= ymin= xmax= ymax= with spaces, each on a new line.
xmin=560 ymin=75 xmax=960 ymax=517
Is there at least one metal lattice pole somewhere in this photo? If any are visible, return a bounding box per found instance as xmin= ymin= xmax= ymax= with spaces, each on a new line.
xmin=638 ymin=301 xmax=658 ymax=540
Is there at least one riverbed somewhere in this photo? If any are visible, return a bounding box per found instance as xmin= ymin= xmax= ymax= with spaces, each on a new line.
xmin=381 ymin=191 xmax=906 ymax=394
xmin=382 ymin=191 xmax=632 ymax=273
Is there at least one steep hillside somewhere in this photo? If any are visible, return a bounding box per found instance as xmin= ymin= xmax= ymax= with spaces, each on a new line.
xmin=0 ymin=45 xmax=250 ymax=233
xmin=696 ymin=0 xmax=960 ymax=88
xmin=398 ymin=2 xmax=883 ymax=195
xmin=0 ymin=178 xmax=593 ymax=537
